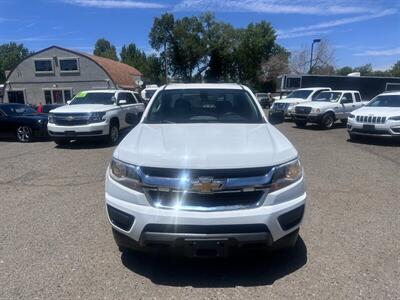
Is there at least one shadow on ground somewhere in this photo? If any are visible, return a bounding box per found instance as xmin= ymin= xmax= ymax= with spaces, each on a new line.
xmin=347 ymin=136 xmax=400 ymax=147
xmin=291 ymin=122 xmax=347 ymax=131
xmin=121 ymin=237 xmax=307 ymax=287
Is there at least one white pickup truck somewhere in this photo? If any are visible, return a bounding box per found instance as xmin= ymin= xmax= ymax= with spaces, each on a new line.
xmin=292 ymin=90 xmax=365 ymax=129
xmin=105 ymin=83 xmax=306 ymax=257
xmin=270 ymin=87 xmax=331 ymax=117
xmin=48 ymin=90 xmax=145 ymax=145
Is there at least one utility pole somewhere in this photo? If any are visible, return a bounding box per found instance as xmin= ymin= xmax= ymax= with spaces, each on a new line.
xmin=164 ymin=42 xmax=168 ymax=83
xmin=309 ymin=39 xmax=321 ymax=74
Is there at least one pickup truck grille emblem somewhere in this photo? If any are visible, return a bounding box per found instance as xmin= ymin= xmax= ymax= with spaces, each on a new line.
xmin=67 ymin=116 xmax=74 ymax=121
xmin=190 ymin=177 xmax=224 ymax=193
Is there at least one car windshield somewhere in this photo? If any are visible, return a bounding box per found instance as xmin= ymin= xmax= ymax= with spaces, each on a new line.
xmin=286 ymin=90 xmax=313 ymax=99
xmin=2 ymin=105 xmax=37 ymax=115
xmin=70 ymin=92 xmax=115 ymax=105
xmin=367 ymin=95 xmax=400 ymax=107
xmin=145 ymin=90 xmax=156 ymax=99
xmin=314 ymin=92 xmax=342 ymax=102
xmin=144 ymin=88 xmax=263 ymax=124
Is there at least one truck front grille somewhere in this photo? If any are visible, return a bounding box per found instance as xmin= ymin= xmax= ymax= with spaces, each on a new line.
xmin=146 ymin=190 xmax=266 ymax=211
xmin=273 ymin=103 xmax=289 ymax=111
xmin=295 ymin=106 xmax=312 ymax=115
xmin=356 ymin=115 xmax=386 ymax=124
xmin=53 ymin=113 xmax=90 ymax=126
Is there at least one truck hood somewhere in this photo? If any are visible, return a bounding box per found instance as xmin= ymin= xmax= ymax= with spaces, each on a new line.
xmin=115 ymin=123 xmax=298 ymax=169
xmin=274 ymin=98 xmax=309 ymax=104
xmin=50 ymin=104 xmax=117 ymax=114
xmin=352 ymin=106 xmax=400 ymax=117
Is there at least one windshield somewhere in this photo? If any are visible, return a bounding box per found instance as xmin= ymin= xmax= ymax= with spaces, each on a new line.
xmin=2 ymin=105 xmax=37 ymax=115
xmin=144 ymin=89 xmax=263 ymax=124
xmin=367 ymin=95 xmax=400 ymax=107
xmin=145 ymin=90 xmax=156 ymax=99
xmin=286 ymin=90 xmax=313 ymax=99
xmin=314 ymin=92 xmax=342 ymax=102
xmin=70 ymin=92 xmax=115 ymax=105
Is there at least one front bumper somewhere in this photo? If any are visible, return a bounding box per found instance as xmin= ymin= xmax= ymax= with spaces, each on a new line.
xmin=105 ymin=170 xmax=306 ymax=255
xmin=292 ymin=113 xmax=322 ymax=124
xmin=47 ymin=122 xmax=109 ymax=138
xmin=347 ymin=119 xmax=400 ymax=137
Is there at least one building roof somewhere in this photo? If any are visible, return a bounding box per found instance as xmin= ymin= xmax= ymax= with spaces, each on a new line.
xmin=5 ymin=45 xmax=143 ymax=90
xmin=81 ymin=52 xmax=143 ymax=89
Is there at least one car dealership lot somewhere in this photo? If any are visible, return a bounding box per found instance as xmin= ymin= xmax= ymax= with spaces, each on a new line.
xmin=1 ymin=123 xmax=399 ymax=299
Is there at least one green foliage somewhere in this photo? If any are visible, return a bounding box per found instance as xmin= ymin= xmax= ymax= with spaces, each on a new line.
xmin=391 ymin=60 xmax=400 ymax=77
xmin=94 ymin=38 xmax=118 ymax=61
xmin=0 ymin=42 xmax=30 ymax=83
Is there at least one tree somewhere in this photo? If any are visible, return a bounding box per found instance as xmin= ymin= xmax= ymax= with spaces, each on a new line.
xmin=336 ymin=66 xmax=354 ymax=75
xmin=120 ymin=44 xmax=148 ymax=74
xmin=354 ymin=64 xmax=373 ymax=75
xmin=0 ymin=42 xmax=30 ymax=83
xmin=290 ymin=40 xmax=335 ymax=75
xmin=169 ymin=16 xmax=206 ymax=81
xmin=390 ymin=60 xmax=400 ymax=77
xmin=149 ymin=13 xmax=175 ymax=81
xmin=234 ymin=22 xmax=277 ymax=85
xmin=93 ymin=38 xmax=118 ymax=61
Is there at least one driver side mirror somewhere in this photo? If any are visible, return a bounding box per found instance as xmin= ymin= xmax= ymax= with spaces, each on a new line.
xmin=118 ymin=99 xmax=127 ymax=105
xmin=125 ymin=112 xmax=141 ymax=125
xmin=268 ymin=111 xmax=285 ymax=125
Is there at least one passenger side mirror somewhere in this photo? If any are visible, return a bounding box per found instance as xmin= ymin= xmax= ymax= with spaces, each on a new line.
xmin=118 ymin=99 xmax=127 ymax=105
xmin=125 ymin=112 xmax=140 ymax=125
xmin=268 ymin=111 xmax=285 ymax=125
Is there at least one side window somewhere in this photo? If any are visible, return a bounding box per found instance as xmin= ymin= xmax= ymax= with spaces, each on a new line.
xmin=354 ymin=93 xmax=361 ymax=102
xmin=125 ymin=93 xmax=136 ymax=104
xmin=341 ymin=93 xmax=353 ymax=103
xmin=133 ymin=93 xmax=142 ymax=103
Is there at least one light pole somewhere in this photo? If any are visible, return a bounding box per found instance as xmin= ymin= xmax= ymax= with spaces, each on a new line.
xmin=309 ymin=39 xmax=321 ymax=74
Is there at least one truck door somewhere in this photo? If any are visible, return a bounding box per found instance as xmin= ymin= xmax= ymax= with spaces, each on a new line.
xmin=340 ymin=93 xmax=355 ymax=117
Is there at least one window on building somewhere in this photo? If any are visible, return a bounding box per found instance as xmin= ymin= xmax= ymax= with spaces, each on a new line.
xmin=63 ymin=90 xmax=72 ymax=101
xmin=44 ymin=90 xmax=52 ymax=104
xmin=34 ymin=59 xmax=53 ymax=73
xmin=59 ymin=58 xmax=79 ymax=72
xmin=7 ymin=91 xmax=25 ymax=104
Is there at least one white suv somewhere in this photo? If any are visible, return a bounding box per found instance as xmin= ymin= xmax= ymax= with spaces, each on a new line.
xmin=48 ymin=90 xmax=145 ymax=145
xmin=105 ymin=83 xmax=306 ymax=257
xmin=347 ymin=91 xmax=400 ymax=139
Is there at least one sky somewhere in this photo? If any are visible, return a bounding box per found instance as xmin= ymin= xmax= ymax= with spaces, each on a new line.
xmin=0 ymin=0 xmax=399 ymax=70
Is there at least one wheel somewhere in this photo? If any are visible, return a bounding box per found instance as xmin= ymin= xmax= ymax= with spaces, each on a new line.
xmin=53 ymin=138 xmax=70 ymax=146
xmin=319 ymin=113 xmax=335 ymax=129
xmin=107 ymin=122 xmax=119 ymax=145
xmin=295 ymin=120 xmax=307 ymax=128
xmin=16 ymin=125 xmax=33 ymax=143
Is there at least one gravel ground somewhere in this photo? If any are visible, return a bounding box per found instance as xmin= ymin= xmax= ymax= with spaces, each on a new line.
xmin=1 ymin=122 xmax=399 ymax=299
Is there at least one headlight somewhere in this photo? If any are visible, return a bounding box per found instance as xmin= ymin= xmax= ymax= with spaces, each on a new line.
xmin=48 ymin=114 xmax=54 ymax=123
xmin=109 ymin=158 xmax=143 ymax=192
xmin=388 ymin=116 xmax=400 ymax=121
xmin=269 ymin=159 xmax=302 ymax=192
xmin=348 ymin=114 xmax=355 ymax=119
xmin=311 ymin=108 xmax=320 ymax=113
xmin=89 ymin=112 xmax=106 ymax=123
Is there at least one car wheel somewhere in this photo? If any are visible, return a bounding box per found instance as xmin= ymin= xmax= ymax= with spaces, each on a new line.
xmin=107 ymin=122 xmax=119 ymax=145
xmin=53 ymin=139 xmax=70 ymax=146
xmin=320 ymin=113 xmax=335 ymax=129
xmin=295 ymin=120 xmax=307 ymax=128
xmin=16 ymin=125 xmax=33 ymax=143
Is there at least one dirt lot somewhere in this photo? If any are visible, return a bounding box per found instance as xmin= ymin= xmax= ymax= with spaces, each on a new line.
xmin=1 ymin=122 xmax=399 ymax=299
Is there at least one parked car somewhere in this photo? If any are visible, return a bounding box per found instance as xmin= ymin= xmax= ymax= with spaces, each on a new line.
xmin=347 ymin=91 xmax=400 ymax=139
xmin=292 ymin=90 xmax=365 ymax=129
xmin=0 ymin=103 xmax=48 ymax=142
xmin=140 ymin=85 xmax=158 ymax=106
xmin=105 ymin=83 xmax=306 ymax=257
xmin=269 ymin=87 xmax=331 ymax=118
xmin=255 ymin=93 xmax=271 ymax=108
xmin=47 ymin=90 xmax=145 ymax=146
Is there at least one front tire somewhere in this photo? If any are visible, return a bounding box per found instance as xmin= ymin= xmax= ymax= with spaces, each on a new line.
xmin=16 ymin=125 xmax=33 ymax=143
xmin=319 ymin=113 xmax=335 ymax=129
xmin=107 ymin=122 xmax=119 ymax=145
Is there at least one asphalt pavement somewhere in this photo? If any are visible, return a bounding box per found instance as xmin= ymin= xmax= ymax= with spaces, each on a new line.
xmin=1 ymin=122 xmax=399 ymax=299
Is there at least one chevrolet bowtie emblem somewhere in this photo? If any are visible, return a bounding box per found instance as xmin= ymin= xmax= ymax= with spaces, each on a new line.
xmin=67 ymin=116 xmax=74 ymax=120
xmin=191 ymin=177 xmax=224 ymax=193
